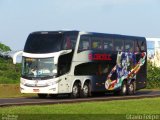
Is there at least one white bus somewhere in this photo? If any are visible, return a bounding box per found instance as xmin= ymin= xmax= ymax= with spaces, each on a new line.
xmin=14 ymin=31 xmax=147 ymax=98
xmin=146 ymin=38 xmax=160 ymax=67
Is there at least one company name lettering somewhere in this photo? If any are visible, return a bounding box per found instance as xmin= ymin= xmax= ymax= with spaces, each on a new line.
xmin=88 ymin=53 xmax=112 ymax=61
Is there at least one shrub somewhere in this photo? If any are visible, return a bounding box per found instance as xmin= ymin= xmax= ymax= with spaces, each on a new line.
xmin=147 ymin=61 xmax=160 ymax=89
xmin=0 ymin=58 xmax=21 ymax=84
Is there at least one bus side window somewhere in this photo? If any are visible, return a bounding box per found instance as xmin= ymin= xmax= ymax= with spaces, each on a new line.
xmin=103 ymin=39 xmax=113 ymax=51
xmin=63 ymin=36 xmax=77 ymax=50
xmin=125 ymin=40 xmax=134 ymax=52
xmin=139 ymin=41 xmax=146 ymax=52
xmin=78 ymin=36 xmax=90 ymax=52
xmin=113 ymin=39 xmax=124 ymax=52
xmin=91 ymin=37 xmax=103 ymax=50
xmin=134 ymin=40 xmax=140 ymax=52
xmin=135 ymin=40 xmax=146 ymax=52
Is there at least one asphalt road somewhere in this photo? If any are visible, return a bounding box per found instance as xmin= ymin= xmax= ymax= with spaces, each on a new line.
xmin=0 ymin=90 xmax=160 ymax=107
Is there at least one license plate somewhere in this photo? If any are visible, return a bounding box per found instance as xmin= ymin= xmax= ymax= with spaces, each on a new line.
xmin=33 ymin=89 xmax=39 ymax=93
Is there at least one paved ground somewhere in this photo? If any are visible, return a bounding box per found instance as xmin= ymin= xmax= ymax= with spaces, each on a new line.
xmin=0 ymin=90 xmax=160 ymax=107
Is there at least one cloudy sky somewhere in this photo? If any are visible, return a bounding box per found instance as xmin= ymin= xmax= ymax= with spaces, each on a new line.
xmin=0 ymin=0 xmax=160 ymax=50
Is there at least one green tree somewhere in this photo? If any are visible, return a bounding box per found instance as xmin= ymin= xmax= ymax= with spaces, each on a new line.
xmin=0 ymin=42 xmax=11 ymax=52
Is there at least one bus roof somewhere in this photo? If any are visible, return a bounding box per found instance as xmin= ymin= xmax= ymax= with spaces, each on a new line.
xmin=29 ymin=30 xmax=145 ymax=40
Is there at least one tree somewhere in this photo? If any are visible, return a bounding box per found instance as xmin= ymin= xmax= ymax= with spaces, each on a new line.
xmin=0 ymin=42 xmax=11 ymax=52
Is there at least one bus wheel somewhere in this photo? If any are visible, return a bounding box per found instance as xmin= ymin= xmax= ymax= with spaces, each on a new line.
xmin=38 ymin=94 xmax=47 ymax=98
xmin=82 ymin=82 xmax=91 ymax=97
xmin=117 ymin=81 xmax=127 ymax=96
xmin=71 ymin=82 xmax=80 ymax=98
xmin=127 ymin=81 xmax=136 ymax=95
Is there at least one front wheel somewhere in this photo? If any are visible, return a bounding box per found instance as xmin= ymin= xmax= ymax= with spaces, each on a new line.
xmin=115 ymin=81 xmax=127 ymax=96
xmin=38 ymin=94 xmax=47 ymax=98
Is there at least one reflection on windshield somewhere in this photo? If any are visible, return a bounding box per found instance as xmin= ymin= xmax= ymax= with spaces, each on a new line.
xmin=22 ymin=57 xmax=57 ymax=79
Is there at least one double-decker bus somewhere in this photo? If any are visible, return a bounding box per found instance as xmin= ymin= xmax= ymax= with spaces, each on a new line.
xmin=14 ymin=31 xmax=147 ymax=98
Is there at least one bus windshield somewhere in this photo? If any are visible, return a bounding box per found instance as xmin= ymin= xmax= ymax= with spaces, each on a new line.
xmin=22 ymin=57 xmax=57 ymax=79
xmin=24 ymin=32 xmax=78 ymax=53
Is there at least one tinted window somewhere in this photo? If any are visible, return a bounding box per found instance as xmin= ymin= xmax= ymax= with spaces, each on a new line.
xmin=78 ymin=36 xmax=90 ymax=52
xmin=63 ymin=35 xmax=77 ymax=50
xmin=114 ymin=39 xmax=124 ymax=52
xmin=91 ymin=37 xmax=103 ymax=50
xmin=125 ymin=40 xmax=134 ymax=52
xmin=103 ymin=39 xmax=113 ymax=51
xmin=74 ymin=62 xmax=98 ymax=75
xmin=24 ymin=34 xmax=63 ymax=53
xmin=135 ymin=40 xmax=146 ymax=52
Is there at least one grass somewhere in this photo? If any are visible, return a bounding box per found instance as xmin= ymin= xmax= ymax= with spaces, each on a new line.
xmin=0 ymin=84 xmax=36 ymax=98
xmin=0 ymin=97 xmax=160 ymax=120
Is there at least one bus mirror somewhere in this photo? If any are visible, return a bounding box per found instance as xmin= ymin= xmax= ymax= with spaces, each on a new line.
xmin=13 ymin=51 xmax=23 ymax=64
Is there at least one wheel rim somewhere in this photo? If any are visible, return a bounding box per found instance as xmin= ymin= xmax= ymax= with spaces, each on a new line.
xmin=122 ymin=84 xmax=127 ymax=94
xmin=83 ymin=84 xmax=89 ymax=96
xmin=129 ymin=83 xmax=134 ymax=93
xmin=72 ymin=85 xmax=78 ymax=96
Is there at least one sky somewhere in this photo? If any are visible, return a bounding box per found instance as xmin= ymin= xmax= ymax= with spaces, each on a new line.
xmin=0 ymin=0 xmax=160 ymax=51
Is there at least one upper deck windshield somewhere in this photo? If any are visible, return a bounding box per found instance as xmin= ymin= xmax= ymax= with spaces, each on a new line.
xmin=22 ymin=57 xmax=57 ymax=79
xmin=24 ymin=32 xmax=78 ymax=53
xmin=24 ymin=33 xmax=63 ymax=53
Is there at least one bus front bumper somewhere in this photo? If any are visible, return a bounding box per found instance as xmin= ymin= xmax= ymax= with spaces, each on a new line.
xmin=20 ymin=83 xmax=59 ymax=94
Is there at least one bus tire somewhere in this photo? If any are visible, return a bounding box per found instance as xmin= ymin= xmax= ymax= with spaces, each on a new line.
xmin=71 ymin=82 xmax=80 ymax=98
xmin=82 ymin=82 xmax=91 ymax=97
xmin=117 ymin=81 xmax=127 ymax=96
xmin=38 ymin=94 xmax=47 ymax=98
xmin=127 ymin=81 xmax=136 ymax=95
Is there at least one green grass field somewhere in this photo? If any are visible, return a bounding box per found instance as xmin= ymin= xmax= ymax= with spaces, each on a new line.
xmin=0 ymin=97 xmax=160 ymax=120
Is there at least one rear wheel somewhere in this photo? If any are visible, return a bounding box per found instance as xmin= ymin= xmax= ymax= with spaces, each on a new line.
xmin=82 ymin=82 xmax=91 ymax=97
xmin=116 ymin=81 xmax=127 ymax=96
xmin=38 ymin=94 xmax=47 ymax=98
xmin=127 ymin=81 xmax=136 ymax=95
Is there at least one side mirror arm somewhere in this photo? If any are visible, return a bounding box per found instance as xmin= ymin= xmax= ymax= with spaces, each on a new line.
xmin=13 ymin=51 xmax=23 ymax=64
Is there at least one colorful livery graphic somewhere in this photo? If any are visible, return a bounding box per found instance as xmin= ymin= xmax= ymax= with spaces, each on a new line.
xmin=14 ymin=31 xmax=147 ymax=98
xmin=105 ymin=52 xmax=146 ymax=91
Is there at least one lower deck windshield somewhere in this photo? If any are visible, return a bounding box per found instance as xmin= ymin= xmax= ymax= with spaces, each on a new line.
xmin=22 ymin=57 xmax=57 ymax=79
